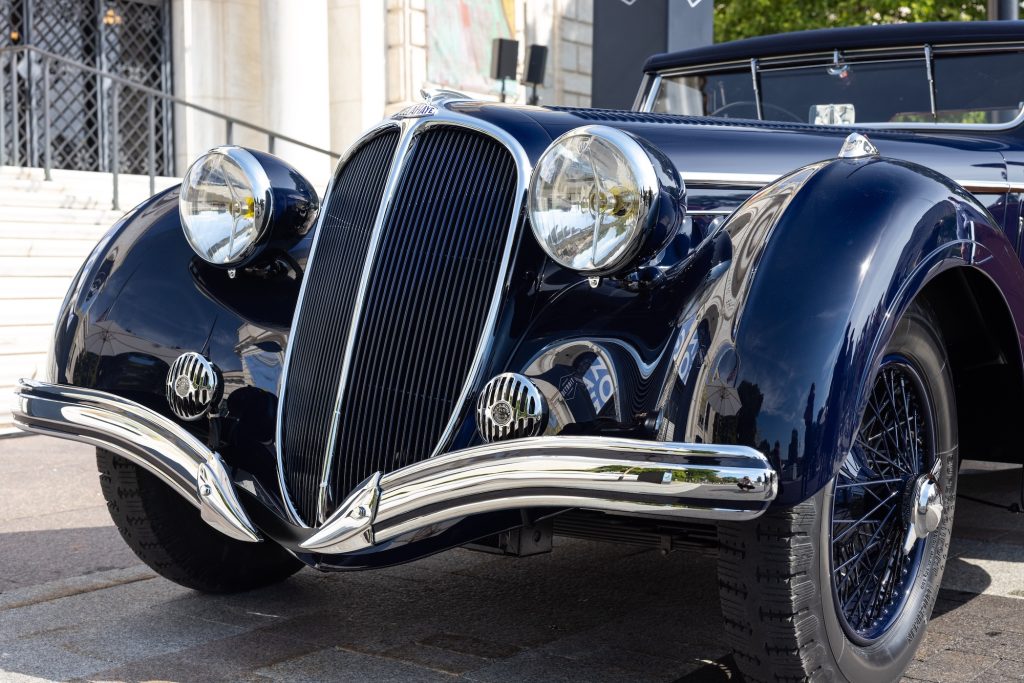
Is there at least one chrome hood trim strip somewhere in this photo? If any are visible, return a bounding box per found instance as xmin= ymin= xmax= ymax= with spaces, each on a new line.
xmin=13 ymin=380 xmax=260 ymax=543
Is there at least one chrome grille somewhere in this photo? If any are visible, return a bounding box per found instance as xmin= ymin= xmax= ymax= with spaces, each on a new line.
xmin=280 ymin=128 xmax=399 ymax=525
xmin=329 ymin=127 xmax=517 ymax=507
xmin=280 ymin=122 xmax=519 ymax=525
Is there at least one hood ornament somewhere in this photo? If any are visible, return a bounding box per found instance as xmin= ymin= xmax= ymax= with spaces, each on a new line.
xmin=838 ymin=132 xmax=879 ymax=159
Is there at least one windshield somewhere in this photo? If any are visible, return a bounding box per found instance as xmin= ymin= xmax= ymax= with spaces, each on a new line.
xmin=650 ymin=49 xmax=1024 ymax=126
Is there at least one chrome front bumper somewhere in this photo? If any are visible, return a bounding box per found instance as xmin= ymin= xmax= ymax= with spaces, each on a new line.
xmin=13 ymin=380 xmax=261 ymax=542
xmin=13 ymin=380 xmax=778 ymax=554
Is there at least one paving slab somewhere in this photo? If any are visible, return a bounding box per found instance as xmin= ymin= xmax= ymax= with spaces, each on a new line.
xmin=2 ymin=435 xmax=1024 ymax=682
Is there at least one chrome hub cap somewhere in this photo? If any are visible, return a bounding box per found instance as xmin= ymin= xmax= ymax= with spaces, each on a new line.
xmin=830 ymin=358 xmax=935 ymax=643
xmin=903 ymin=464 xmax=943 ymax=554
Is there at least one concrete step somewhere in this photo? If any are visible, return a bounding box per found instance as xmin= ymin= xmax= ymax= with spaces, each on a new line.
xmin=0 ymin=384 xmax=17 ymax=434
xmin=0 ymin=223 xmax=112 ymax=240
xmin=0 ymin=323 xmax=51 ymax=356
xmin=0 ymin=299 xmax=61 ymax=326
xmin=0 ymin=238 xmax=99 ymax=257
xmin=0 ymin=277 xmax=76 ymax=299
xmin=0 ymin=185 xmax=177 ymax=211
xmin=0 ymin=166 xmax=183 ymax=434
xmin=0 ymin=205 xmax=125 ymax=226
xmin=0 ymin=166 xmax=179 ymax=198
xmin=0 ymin=256 xmax=86 ymax=277
xmin=0 ymin=189 xmax=112 ymax=211
xmin=0 ymin=173 xmax=178 ymax=193
xmin=0 ymin=352 xmax=44 ymax=385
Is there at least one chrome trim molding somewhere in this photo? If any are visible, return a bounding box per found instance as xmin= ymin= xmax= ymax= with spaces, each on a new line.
xmin=640 ymin=73 xmax=661 ymax=112
xmin=680 ymin=169 xmax=1022 ymax=194
xmin=13 ymin=380 xmax=260 ymax=542
xmin=300 ymin=435 xmax=779 ymax=554
xmin=750 ymin=58 xmax=763 ymax=120
xmin=680 ymin=171 xmax=782 ymax=189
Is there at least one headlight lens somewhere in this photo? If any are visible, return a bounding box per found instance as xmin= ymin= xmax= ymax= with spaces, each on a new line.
xmin=179 ymin=147 xmax=272 ymax=266
xmin=528 ymin=126 xmax=657 ymax=273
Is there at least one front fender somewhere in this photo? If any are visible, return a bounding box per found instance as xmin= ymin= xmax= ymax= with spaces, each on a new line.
xmin=681 ymin=156 xmax=1022 ymax=506
xmin=51 ymin=187 xmax=310 ymax=490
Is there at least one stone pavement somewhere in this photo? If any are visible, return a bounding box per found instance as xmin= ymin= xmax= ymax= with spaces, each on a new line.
xmin=1 ymin=434 xmax=1023 ymax=682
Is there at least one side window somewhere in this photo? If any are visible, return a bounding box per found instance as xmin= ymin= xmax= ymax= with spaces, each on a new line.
xmin=653 ymin=72 xmax=755 ymax=118
xmin=932 ymin=51 xmax=1024 ymax=124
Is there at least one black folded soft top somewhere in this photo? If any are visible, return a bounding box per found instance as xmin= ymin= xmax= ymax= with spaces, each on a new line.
xmin=644 ymin=20 xmax=1024 ymax=73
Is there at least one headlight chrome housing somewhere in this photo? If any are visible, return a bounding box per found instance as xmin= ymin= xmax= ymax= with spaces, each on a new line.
xmin=179 ymin=146 xmax=274 ymax=266
xmin=528 ymin=125 xmax=683 ymax=275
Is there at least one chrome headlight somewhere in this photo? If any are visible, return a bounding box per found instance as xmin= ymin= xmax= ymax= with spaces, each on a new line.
xmin=179 ymin=147 xmax=273 ymax=266
xmin=528 ymin=126 xmax=681 ymax=274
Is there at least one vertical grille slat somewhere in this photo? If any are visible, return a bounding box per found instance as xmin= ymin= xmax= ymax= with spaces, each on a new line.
xmin=331 ymin=126 xmax=517 ymax=506
xmin=280 ymin=124 xmax=518 ymax=524
xmin=280 ymin=128 xmax=400 ymax=524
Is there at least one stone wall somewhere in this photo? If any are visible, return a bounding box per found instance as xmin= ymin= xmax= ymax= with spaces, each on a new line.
xmin=526 ymin=0 xmax=593 ymax=108
xmin=170 ymin=0 xmax=596 ymax=184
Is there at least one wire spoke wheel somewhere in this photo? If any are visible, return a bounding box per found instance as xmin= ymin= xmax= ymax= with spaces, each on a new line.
xmin=830 ymin=357 xmax=934 ymax=643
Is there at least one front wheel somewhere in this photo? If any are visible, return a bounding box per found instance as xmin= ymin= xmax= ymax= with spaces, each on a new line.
xmin=718 ymin=301 xmax=957 ymax=682
xmin=98 ymin=449 xmax=304 ymax=593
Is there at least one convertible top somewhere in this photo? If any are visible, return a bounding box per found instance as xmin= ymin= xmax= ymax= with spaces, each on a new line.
xmin=644 ymin=20 xmax=1024 ymax=73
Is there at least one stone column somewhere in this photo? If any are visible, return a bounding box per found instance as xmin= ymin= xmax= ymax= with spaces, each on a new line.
xmin=385 ymin=0 xmax=427 ymax=114
xmin=261 ymin=0 xmax=333 ymax=188
xmin=327 ymin=0 xmax=387 ymax=153
xmin=171 ymin=0 xmax=266 ymax=175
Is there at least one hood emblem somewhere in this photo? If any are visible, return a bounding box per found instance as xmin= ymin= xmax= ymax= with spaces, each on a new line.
xmin=392 ymin=103 xmax=437 ymax=120
xmin=173 ymin=375 xmax=193 ymax=398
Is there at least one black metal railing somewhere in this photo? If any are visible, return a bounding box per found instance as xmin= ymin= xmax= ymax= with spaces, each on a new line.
xmin=0 ymin=45 xmax=341 ymax=210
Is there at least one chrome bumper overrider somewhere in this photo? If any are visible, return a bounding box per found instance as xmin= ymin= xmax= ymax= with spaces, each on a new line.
xmin=13 ymin=380 xmax=261 ymax=542
xmin=13 ymin=380 xmax=778 ymax=554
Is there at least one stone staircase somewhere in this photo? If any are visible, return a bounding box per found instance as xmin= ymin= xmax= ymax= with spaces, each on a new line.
xmin=1 ymin=167 xmax=179 ymax=434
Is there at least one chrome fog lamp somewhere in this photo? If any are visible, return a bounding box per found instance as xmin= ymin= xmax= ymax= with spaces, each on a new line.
xmin=528 ymin=125 xmax=683 ymax=275
xmin=179 ymin=146 xmax=273 ymax=266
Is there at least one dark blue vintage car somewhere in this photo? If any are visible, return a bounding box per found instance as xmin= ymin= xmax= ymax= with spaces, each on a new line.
xmin=14 ymin=20 xmax=1024 ymax=682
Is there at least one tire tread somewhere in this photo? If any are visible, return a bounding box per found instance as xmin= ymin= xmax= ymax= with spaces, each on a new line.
xmin=719 ymin=499 xmax=835 ymax=683
xmin=97 ymin=448 xmax=302 ymax=593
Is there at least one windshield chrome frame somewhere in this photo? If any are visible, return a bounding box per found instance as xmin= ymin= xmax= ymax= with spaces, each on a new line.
xmin=638 ymin=41 xmax=1024 ymax=132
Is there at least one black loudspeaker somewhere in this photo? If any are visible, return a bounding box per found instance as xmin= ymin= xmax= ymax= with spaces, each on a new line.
xmin=491 ymin=38 xmax=519 ymax=80
xmin=522 ymin=44 xmax=547 ymax=85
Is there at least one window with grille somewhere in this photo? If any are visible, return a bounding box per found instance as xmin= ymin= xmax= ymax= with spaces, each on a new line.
xmin=0 ymin=0 xmax=173 ymax=175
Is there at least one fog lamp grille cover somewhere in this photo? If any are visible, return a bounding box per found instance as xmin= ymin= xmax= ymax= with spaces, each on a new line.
xmin=166 ymin=352 xmax=221 ymax=421
xmin=477 ymin=373 xmax=547 ymax=442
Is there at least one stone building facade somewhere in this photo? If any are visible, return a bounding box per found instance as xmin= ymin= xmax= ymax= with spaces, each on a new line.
xmin=170 ymin=0 xmax=595 ymax=187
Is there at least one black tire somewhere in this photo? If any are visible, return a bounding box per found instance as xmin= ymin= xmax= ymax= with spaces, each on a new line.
xmin=97 ymin=448 xmax=303 ymax=593
xmin=718 ymin=301 xmax=958 ymax=682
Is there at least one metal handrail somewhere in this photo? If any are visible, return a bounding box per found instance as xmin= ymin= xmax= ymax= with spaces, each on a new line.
xmin=0 ymin=44 xmax=342 ymax=209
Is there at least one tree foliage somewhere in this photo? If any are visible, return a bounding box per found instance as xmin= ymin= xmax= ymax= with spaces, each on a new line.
xmin=713 ymin=1 xmax=991 ymax=43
